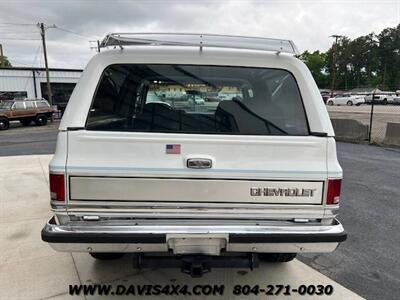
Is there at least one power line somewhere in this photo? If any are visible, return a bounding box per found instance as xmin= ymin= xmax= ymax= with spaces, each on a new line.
xmin=0 ymin=37 xmax=40 ymax=40
xmin=7 ymin=59 xmax=35 ymax=66
xmin=31 ymin=43 xmax=42 ymax=67
xmin=53 ymin=25 xmax=99 ymax=40
xmin=0 ymin=22 xmax=36 ymax=26
xmin=23 ymin=43 xmax=42 ymax=90
xmin=0 ymin=31 xmax=39 ymax=34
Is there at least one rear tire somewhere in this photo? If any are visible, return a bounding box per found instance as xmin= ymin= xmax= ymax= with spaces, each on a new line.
xmin=382 ymin=98 xmax=388 ymax=105
xmin=35 ymin=114 xmax=47 ymax=126
xmin=346 ymin=100 xmax=353 ymax=106
xmin=90 ymin=252 xmax=125 ymax=260
xmin=327 ymin=100 xmax=334 ymax=106
xmin=258 ymin=253 xmax=297 ymax=262
xmin=0 ymin=117 xmax=9 ymax=130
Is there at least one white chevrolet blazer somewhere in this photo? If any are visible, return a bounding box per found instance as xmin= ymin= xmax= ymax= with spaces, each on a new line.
xmin=42 ymin=33 xmax=346 ymax=276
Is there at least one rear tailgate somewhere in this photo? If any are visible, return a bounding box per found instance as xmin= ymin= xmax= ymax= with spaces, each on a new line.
xmin=66 ymin=130 xmax=327 ymax=218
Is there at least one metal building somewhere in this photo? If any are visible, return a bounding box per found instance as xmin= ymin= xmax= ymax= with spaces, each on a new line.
xmin=0 ymin=67 xmax=82 ymax=111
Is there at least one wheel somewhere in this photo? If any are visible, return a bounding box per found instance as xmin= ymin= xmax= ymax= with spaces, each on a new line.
xmin=327 ymin=100 xmax=334 ymax=106
xmin=35 ymin=114 xmax=47 ymax=126
xmin=0 ymin=117 xmax=10 ymax=130
xmin=346 ymin=100 xmax=353 ymax=106
xmin=258 ymin=253 xmax=297 ymax=262
xmin=382 ymin=99 xmax=388 ymax=105
xmin=90 ymin=252 xmax=125 ymax=260
xmin=20 ymin=119 xmax=32 ymax=126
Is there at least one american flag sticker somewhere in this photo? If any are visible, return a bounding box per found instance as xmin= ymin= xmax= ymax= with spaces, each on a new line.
xmin=166 ymin=144 xmax=181 ymax=154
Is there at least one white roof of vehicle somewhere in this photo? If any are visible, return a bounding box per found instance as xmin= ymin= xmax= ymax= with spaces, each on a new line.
xmin=61 ymin=45 xmax=334 ymax=136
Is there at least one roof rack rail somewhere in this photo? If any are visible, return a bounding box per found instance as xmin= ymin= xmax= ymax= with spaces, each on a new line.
xmin=99 ymin=33 xmax=299 ymax=55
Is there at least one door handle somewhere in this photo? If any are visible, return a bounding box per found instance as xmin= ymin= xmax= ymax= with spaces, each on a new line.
xmin=186 ymin=158 xmax=212 ymax=169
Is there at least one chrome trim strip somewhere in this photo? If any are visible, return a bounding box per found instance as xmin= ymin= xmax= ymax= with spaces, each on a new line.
xmin=66 ymin=165 xmax=330 ymax=175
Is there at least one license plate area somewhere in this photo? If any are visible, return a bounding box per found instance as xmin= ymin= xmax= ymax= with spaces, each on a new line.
xmin=167 ymin=234 xmax=228 ymax=255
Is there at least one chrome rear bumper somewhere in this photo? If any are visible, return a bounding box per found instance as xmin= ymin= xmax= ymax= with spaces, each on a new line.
xmin=42 ymin=216 xmax=346 ymax=254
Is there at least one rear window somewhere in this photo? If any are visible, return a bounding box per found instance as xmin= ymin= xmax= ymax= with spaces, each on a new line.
xmin=86 ymin=64 xmax=309 ymax=135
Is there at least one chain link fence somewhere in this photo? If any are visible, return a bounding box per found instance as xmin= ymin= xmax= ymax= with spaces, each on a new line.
xmin=327 ymin=99 xmax=400 ymax=146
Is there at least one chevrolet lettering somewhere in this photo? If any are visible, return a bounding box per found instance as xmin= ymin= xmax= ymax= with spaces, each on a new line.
xmin=250 ymin=188 xmax=317 ymax=197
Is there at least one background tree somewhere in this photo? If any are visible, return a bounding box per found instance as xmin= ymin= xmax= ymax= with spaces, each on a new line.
xmin=0 ymin=55 xmax=12 ymax=68
xmin=300 ymin=24 xmax=400 ymax=90
xmin=376 ymin=25 xmax=400 ymax=89
xmin=299 ymin=50 xmax=328 ymax=88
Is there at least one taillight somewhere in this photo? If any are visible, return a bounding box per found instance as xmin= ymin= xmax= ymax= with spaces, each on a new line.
xmin=326 ymin=179 xmax=341 ymax=205
xmin=50 ymin=173 xmax=65 ymax=202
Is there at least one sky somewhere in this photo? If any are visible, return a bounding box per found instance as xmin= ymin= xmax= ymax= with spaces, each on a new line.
xmin=0 ymin=0 xmax=399 ymax=69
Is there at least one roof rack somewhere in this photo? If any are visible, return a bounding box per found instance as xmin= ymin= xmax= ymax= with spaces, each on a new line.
xmin=99 ymin=33 xmax=299 ymax=55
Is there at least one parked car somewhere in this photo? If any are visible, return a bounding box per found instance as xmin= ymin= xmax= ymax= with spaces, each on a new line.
xmin=188 ymin=95 xmax=205 ymax=105
xmin=393 ymin=96 xmax=400 ymax=105
xmin=326 ymin=94 xmax=365 ymax=106
xmin=364 ymin=93 xmax=394 ymax=105
xmin=0 ymin=99 xmax=53 ymax=130
xmin=186 ymin=90 xmax=206 ymax=105
xmin=41 ymin=33 xmax=346 ymax=276
xmin=320 ymin=91 xmax=331 ymax=103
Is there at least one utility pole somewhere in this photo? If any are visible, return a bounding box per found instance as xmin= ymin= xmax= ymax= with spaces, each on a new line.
xmin=38 ymin=22 xmax=53 ymax=106
xmin=329 ymin=35 xmax=343 ymax=97
xmin=90 ymin=40 xmax=101 ymax=53
xmin=0 ymin=44 xmax=4 ymax=67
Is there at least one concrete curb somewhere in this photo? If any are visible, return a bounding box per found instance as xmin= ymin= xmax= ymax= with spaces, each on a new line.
xmin=383 ymin=123 xmax=400 ymax=147
xmin=331 ymin=119 xmax=369 ymax=142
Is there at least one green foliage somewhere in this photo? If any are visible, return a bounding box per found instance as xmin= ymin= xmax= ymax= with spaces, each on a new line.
xmin=0 ymin=55 xmax=12 ymax=67
xmin=299 ymin=50 xmax=328 ymax=87
xmin=300 ymin=24 xmax=400 ymax=90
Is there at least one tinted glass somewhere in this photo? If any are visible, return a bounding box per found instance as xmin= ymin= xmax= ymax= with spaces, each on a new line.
xmin=0 ymin=101 xmax=13 ymax=109
xmin=25 ymin=101 xmax=35 ymax=109
xmin=36 ymin=101 xmax=49 ymax=108
xmin=0 ymin=91 xmax=27 ymax=101
xmin=87 ymin=64 xmax=309 ymax=135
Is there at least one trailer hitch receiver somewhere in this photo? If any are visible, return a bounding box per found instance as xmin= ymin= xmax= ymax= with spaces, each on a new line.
xmin=135 ymin=253 xmax=259 ymax=278
xmin=181 ymin=256 xmax=211 ymax=277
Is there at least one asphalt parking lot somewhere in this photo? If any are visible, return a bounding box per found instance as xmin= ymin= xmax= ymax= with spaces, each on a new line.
xmin=1 ymin=122 xmax=399 ymax=299
xmin=299 ymin=142 xmax=400 ymax=300
xmin=0 ymin=120 xmax=59 ymax=156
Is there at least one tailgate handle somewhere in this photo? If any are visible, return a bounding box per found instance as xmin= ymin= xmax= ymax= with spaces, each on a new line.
xmin=187 ymin=158 xmax=212 ymax=169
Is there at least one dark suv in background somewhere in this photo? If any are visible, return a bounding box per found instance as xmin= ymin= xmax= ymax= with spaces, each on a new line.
xmin=0 ymin=99 xmax=54 ymax=130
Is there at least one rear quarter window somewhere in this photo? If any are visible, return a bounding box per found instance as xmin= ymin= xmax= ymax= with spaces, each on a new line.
xmin=86 ymin=64 xmax=309 ymax=136
xmin=13 ymin=102 xmax=25 ymax=109
xmin=36 ymin=101 xmax=49 ymax=108
xmin=25 ymin=102 xmax=35 ymax=109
